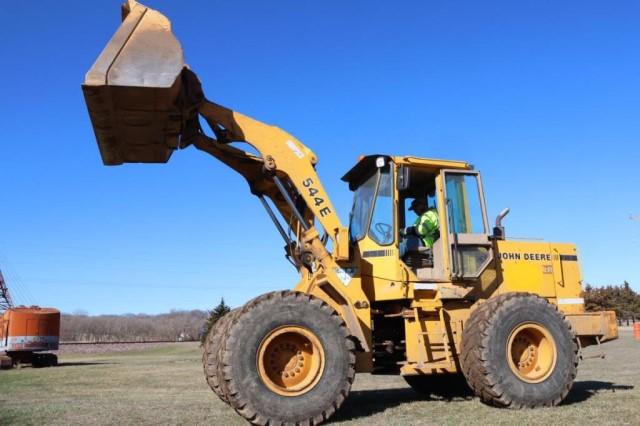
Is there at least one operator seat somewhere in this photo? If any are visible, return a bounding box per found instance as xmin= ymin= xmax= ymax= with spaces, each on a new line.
xmin=403 ymin=236 xmax=445 ymax=280
xmin=403 ymin=235 xmax=433 ymax=268
xmin=415 ymin=240 xmax=444 ymax=280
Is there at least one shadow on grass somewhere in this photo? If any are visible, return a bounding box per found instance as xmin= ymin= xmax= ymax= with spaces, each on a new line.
xmin=562 ymin=380 xmax=635 ymax=405
xmin=330 ymin=385 xmax=473 ymax=423
xmin=329 ymin=387 xmax=420 ymax=422
xmin=330 ymin=380 xmax=635 ymax=422
xmin=56 ymin=361 xmax=116 ymax=367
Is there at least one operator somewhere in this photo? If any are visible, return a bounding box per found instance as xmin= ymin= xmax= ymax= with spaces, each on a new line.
xmin=407 ymin=199 xmax=439 ymax=249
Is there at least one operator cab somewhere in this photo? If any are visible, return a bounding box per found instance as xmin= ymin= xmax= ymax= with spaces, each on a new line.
xmin=398 ymin=168 xmax=444 ymax=279
xmin=344 ymin=156 xmax=395 ymax=247
xmin=343 ymin=155 xmax=493 ymax=283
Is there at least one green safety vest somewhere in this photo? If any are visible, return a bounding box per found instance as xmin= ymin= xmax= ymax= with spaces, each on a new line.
xmin=414 ymin=209 xmax=439 ymax=248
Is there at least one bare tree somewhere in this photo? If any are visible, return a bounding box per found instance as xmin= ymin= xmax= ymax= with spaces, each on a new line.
xmin=61 ymin=310 xmax=209 ymax=342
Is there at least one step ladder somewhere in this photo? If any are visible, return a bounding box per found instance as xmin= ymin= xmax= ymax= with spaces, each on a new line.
xmin=412 ymin=306 xmax=457 ymax=369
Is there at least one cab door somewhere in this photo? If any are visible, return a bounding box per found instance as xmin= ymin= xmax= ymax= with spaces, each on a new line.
xmin=348 ymin=159 xmax=404 ymax=301
xmin=442 ymin=170 xmax=493 ymax=279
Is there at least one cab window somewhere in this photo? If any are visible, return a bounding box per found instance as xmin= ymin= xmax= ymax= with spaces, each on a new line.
xmin=349 ymin=172 xmax=377 ymax=241
xmin=445 ymin=174 xmax=486 ymax=234
xmin=368 ymin=166 xmax=394 ymax=245
xmin=444 ymin=172 xmax=490 ymax=277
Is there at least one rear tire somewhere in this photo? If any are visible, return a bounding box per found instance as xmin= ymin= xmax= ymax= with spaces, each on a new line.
xmin=219 ymin=290 xmax=355 ymax=425
xmin=460 ymin=293 xmax=578 ymax=408
xmin=203 ymin=309 xmax=238 ymax=403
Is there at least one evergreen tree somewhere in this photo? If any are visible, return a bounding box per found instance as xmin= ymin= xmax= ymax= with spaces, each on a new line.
xmin=583 ymin=281 xmax=640 ymax=321
xmin=200 ymin=298 xmax=231 ymax=344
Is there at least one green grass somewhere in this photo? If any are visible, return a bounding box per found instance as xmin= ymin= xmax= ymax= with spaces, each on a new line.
xmin=1 ymin=331 xmax=638 ymax=425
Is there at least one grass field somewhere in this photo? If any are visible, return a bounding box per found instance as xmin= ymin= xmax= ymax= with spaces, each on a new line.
xmin=1 ymin=330 xmax=638 ymax=425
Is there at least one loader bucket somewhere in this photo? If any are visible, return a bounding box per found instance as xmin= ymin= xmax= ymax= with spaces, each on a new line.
xmin=82 ymin=0 xmax=201 ymax=165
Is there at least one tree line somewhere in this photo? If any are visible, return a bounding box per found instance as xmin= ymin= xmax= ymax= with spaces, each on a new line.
xmin=61 ymin=299 xmax=232 ymax=343
xmin=583 ymin=281 xmax=639 ymax=322
xmin=60 ymin=281 xmax=639 ymax=343
xmin=61 ymin=309 xmax=208 ymax=342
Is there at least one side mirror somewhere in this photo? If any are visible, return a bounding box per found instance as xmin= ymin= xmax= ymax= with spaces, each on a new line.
xmin=397 ymin=165 xmax=410 ymax=191
xmin=493 ymin=208 xmax=510 ymax=240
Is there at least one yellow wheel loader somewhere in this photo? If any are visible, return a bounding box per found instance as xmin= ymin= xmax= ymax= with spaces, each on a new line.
xmin=82 ymin=2 xmax=618 ymax=424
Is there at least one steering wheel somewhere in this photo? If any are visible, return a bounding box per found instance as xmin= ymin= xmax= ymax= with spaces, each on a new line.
xmin=374 ymin=222 xmax=393 ymax=242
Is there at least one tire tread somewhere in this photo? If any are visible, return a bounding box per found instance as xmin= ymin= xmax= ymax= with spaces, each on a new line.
xmin=220 ymin=291 xmax=355 ymax=425
xmin=460 ymin=293 xmax=579 ymax=408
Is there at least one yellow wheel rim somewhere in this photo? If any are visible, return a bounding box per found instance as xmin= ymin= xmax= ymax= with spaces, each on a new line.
xmin=507 ymin=322 xmax=557 ymax=383
xmin=507 ymin=323 xmax=557 ymax=383
xmin=257 ymin=326 xmax=325 ymax=396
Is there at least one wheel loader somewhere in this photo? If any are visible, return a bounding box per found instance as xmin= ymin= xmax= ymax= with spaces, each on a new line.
xmin=82 ymin=2 xmax=618 ymax=424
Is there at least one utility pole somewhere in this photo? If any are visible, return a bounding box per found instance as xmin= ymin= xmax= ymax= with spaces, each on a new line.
xmin=0 ymin=269 xmax=13 ymax=310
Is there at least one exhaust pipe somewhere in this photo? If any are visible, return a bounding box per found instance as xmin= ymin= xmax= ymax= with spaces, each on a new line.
xmin=493 ymin=208 xmax=510 ymax=240
xmin=82 ymin=1 xmax=202 ymax=165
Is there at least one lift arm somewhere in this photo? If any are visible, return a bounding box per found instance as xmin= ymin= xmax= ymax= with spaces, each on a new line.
xmin=81 ymin=1 xmax=370 ymax=350
xmin=192 ymin=97 xmax=350 ymax=263
xmin=189 ymin=99 xmax=369 ymax=350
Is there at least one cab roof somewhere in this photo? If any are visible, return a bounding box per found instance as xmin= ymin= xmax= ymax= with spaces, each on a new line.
xmin=341 ymin=154 xmax=472 ymax=190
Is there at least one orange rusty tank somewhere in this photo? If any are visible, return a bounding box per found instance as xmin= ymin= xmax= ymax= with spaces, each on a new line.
xmin=0 ymin=306 xmax=60 ymax=352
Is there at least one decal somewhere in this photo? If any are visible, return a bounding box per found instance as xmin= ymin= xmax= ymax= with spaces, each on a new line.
xmin=362 ymin=249 xmax=395 ymax=258
xmin=499 ymin=252 xmax=551 ymax=262
xmin=500 ymin=252 xmax=578 ymax=262
xmin=559 ymin=254 xmax=578 ymax=262
xmin=334 ymin=267 xmax=357 ymax=286
xmin=557 ymin=298 xmax=584 ymax=305
xmin=302 ymin=178 xmax=332 ymax=217
xmin=286 ymin=140 xmax=304 ymax=159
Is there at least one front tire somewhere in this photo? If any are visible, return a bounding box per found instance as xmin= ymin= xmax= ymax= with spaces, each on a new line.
xmin=460 ymin=293 xmax=578 ymax=408
xmin=219 ymin=291 xmax=355 ymax=425
xmin=203 ymin=309 xmax=238 ymax=403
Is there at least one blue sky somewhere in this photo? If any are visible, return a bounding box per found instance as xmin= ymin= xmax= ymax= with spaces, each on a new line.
xmin=0 ymin=1 xmax=638 ymax=314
